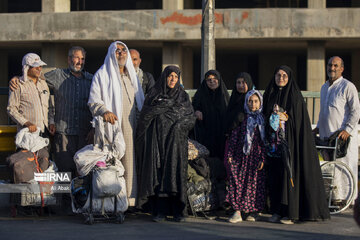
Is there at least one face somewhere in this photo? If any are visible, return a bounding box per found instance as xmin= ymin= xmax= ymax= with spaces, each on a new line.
xmin=236 ymin=78 xmax=248 ymax=93
xmin=167 ymin=72 xmax=179 ymax=89
xmin=116 ymin=44 xmax=128 ymax=67
xmin=130 ymin=50 xmax=141 ymax=70
xmin=206 ymin=74 xmax=219 ymax=90
xmin=247 ymin=94 xmax=261 ymax=112
xmin=68 ymin=50 xmax=85 ymax=73
xmin=275 ymin=69 xmax=289 ymax=87
xmin=327 ymin=57 xmax=344 ymax=81
xmin=27 ymin=66 xmax=42 ymax=79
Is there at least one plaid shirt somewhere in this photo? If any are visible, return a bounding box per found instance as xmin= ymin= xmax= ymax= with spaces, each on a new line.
xmin=45 ymin=68 xmax=93 ymax=135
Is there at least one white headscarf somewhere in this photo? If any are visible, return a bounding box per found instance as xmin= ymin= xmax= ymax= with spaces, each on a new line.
xmin=243 ymin=90 xmax=266 ymax=155
xmin=88 ymin=41 xmax=145 ymax=145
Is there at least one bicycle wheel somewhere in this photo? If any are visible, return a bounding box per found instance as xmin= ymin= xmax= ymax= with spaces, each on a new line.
xmin=320 ymin=161 xmax=356 ymax=214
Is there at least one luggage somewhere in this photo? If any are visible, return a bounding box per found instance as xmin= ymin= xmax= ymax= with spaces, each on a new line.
xmin=72 ymin=116 xmax=128 ymax=224
xmin=7 ymin=148 xmax=49 ymax=183
xmin=8 ymin=129 xmax=58 ymax=216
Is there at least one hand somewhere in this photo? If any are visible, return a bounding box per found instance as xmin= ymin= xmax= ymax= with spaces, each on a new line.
xmin=24 ymin=121 xmax=37 ymax=132
xmin=103 ymin=111 xmax=118 ymax=125
xmin=338 ymin=130 xmax=350 ymax=141
xmin=86 ymin=128 xmax=95 ymax=144
xmin=228 ymin=157 xmax=232 ymax=164
xmin=258 ymin=162 xmax=264 ymax=170
xmin=9 ymin=76 xmax=20 ymax=91
xmin=49 ymin=124 xmax=56 ymax=136
xmin=195 ymin=110 xmax=203 ymax=121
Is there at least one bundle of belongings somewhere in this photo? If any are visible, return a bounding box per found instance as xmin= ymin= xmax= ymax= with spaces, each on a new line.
xmin=315 ymin=130 xmax=351 ymax=162
xmin=72 ymin=116 xmax=128 ymax=215
xmin=266 ymin=104 xmax=294 ymax=187
xmin=6 ymin=128 xmax=57 ymax=207
xmin=187 ymin=139 xmax=227 ymax=217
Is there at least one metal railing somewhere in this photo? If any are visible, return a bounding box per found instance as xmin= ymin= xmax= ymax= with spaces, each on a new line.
xmin=1 ymin=87 xmax=359 ymax=125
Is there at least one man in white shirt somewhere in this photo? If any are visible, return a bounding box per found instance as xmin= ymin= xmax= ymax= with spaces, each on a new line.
xmin=313 ymin=56 xmax=360 ymax=201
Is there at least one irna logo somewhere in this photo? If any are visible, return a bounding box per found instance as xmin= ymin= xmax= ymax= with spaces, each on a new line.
xmin=34 ymin=172 xmax=71 ymax=182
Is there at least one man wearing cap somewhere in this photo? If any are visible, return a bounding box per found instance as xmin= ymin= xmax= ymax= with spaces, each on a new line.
xmin=7 ymin=53 xmax=52 ymax=134
xmin=10 ymin=47 xmax=93 ymax=176
xmin=9 ymin=47 xmax=93 ymax=215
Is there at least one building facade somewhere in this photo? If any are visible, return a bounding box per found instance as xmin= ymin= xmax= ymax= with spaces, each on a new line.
xmin=0 ymin=0 xmax=360 ymax=124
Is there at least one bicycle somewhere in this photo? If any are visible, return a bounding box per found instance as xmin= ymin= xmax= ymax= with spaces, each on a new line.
xmin=316 ymin=137 xmax=356 ymax=214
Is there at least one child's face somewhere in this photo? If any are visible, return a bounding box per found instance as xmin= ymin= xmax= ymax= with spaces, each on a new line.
xmin=273 ymin=104 xmax=279 ymax=113
xmin=247 ymin=94 xmax=261 ymax=112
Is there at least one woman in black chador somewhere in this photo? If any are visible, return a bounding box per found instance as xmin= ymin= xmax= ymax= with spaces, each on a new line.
xmin=224 ymin=72 xmax=254 ymax=179
xmin=263 ymin=65 xmax=330 ymax=224
xmin=135 ymin=65 xmax=195 ymax=222
xmin=192 ymin=70 xmax=230 ymax=158
xmin=225 ymin=72 xmax=254 ymax=136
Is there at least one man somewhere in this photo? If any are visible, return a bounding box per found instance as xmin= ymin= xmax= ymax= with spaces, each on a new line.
xmin=313 ymin=56 xmax=360 ymax=201
xmin=129 ymin=49 xmax=155 ymax=95
xmin=88 ymin=41 xmax=144 ymax=207
xmin=7 ymin=53 xmax=51 ymax=134
xmin=10 ymin=46 xmax=93 ymax=176
xmin=10 ymin=47 xmax=93 ymax=214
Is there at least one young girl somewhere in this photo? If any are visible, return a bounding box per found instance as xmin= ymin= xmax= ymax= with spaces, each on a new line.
xmin=225 ymin=90 xmax=266 ymax=223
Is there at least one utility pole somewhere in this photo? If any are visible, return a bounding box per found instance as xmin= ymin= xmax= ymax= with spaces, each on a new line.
xmin=201 ymin=0 xmax=216 ymax=81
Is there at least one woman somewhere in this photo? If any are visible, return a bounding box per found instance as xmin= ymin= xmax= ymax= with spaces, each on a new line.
xmin=224 ymin=73 xmax=254 ymax=178
xmin=225 ymin=72 xmax=254 ymax=136
xmin=192 ymin=70 xmax=230 ymax=158
xmin=225 ymin=90 xmax=266 ymax=223
xmin=263 ymin=65 xmax=330 ymax=224
xmin=135 ymin=65 xmax=195 ymax=222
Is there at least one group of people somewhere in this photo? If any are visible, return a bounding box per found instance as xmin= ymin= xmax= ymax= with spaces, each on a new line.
xmin=6 ymin=42 xmax=359 ymax=224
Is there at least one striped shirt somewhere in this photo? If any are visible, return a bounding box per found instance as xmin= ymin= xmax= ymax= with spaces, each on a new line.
xmin=7 ymin=77 xmax=51 ymax=132
xmin=45 ymin=68 xmax=93 ymax=135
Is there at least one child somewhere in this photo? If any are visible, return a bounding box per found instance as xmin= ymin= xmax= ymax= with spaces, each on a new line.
xmin=267 ymin=104 xmax=288 ymax=157
xmin=224 ymin=90 xmax=266 ymax=223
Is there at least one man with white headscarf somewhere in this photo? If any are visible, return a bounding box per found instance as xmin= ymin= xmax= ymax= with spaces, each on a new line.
xmin=88 ymin=41 xmax=144 ymax=206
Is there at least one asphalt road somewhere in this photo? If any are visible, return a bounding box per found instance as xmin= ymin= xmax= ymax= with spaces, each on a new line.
xmin=0 ymin=208 xmax=359 ymax=240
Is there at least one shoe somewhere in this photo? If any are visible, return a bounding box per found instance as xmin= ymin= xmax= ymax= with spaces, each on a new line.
xmin=228 ymin=211 xmax=242 ymax=223
xmin=268 ymin=214 xmax=281 ymax=223
xmin=280 ymin=217 xmax=294 ymax=225
xmin=245 ymin=214 xmax=257 ymax=222
xmin=152 ymin=214 xmax=166 ymax=222
xmin=174 ymin=215 xmax=186 ymax=222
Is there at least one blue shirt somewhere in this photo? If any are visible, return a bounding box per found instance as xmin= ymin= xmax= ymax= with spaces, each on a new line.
xmin=45 ymin=68 xmax=93 ymax=135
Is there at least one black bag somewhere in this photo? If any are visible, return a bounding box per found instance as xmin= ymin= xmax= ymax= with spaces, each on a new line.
xmin=71 ymin=175 xmax=91 ymax=209
xmin=329 ymin=130 xmax=351 ymax=158
xmin=189 ymin=157 xmax=210 ymax=179
xmin=315 ymin=130 xmax=351 ymax=159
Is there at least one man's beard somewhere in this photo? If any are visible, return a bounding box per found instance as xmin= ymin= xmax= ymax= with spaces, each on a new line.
xmin=70 ymin=63 xmax=83 ymax=73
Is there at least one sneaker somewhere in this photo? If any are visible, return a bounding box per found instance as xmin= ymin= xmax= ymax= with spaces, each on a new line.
xmin=228 ymin=211 xmax=242 ymax=223
xmin=280 ymin=217 xmax=294 ymax=225
xmin=268 ymin=213 xmax=281 ymax=223
xmin=174 ymin=215 xmax=186 ymax=222
xmin=245 ymin=214 xmax=257 ymax=222
xmin=153 ymin=214 xmax=166 ymax=222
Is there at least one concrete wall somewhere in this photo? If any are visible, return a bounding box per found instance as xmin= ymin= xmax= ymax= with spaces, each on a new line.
xmin=1 ymin=9 xmax=360 ymax=42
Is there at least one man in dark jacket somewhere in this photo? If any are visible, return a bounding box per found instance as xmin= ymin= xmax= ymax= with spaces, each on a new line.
xmin=130 ymin=49 xmax=155 ymax=95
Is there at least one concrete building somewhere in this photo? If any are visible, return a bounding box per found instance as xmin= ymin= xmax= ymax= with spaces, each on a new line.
xmin=0 ymin=0 xmax=360 ymax=125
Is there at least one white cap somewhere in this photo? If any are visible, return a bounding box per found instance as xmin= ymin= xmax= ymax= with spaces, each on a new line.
xmin=22 ymin=53 xmax=47 ymax=67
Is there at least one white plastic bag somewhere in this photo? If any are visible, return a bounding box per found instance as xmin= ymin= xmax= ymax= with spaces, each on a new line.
xmin=93 ymin=166 xmax=122 ymax=198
